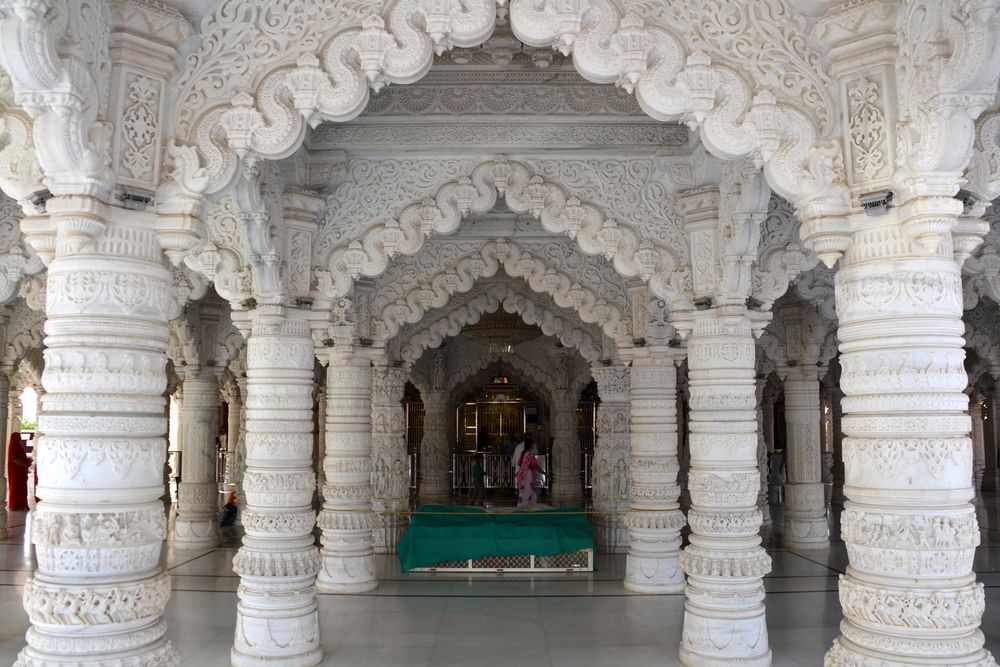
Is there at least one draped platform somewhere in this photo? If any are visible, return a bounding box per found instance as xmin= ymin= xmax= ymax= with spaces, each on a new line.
xmin=397 ymin=505 xmax=595 ymax=572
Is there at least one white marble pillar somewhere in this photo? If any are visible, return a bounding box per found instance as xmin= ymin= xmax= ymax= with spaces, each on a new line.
xmin=677 ymin=306 xmax=771 ymax=667
xmin=314 ymin=385 xmax=326 ymax=510
xmin=971 ymin=391 xmax=986 ymax=490
xmin=371 ymin=365 xmax=409 ymax=554
xmin=233 ymin=376 xmax=248 ymax=526
xmin=755 ymin=376 xmax=771 ymax=523
xmin=624 ymin=348 xmax=685 ymax=593
xmin=984 ymin=388 xmax=999 ymax=493
xmin=231 ymin=309 xmax=320 ymax=666
xmin=317 ymin=347 xmax=377 ymax=593
xmin=781 ymin=365 xmax=829 ymax=549
xmin=0 ymin=371 xmax=9 ymax=532
xmin=829 ymin=385 xmax=846 ymax=508
xmin=419 ymin=390 xmax=450 ymax=502
xmin=174 ymin=372 xmax=222 ymax=548
xmin=549 ymin=389 xmax=582 ymax=503
xmin=20 ymin=215 xmax=176 ymax=665
xmin=223 ymin=380 xmax=241 ymax=489
xmin=827 ymin=220 xmax=992 ymax=665
xmin=591 ymin=365 xmax=630 ymax=554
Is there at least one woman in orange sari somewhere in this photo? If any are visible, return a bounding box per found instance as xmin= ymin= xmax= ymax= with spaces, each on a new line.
xmin=7 ymin=432 xmax=30 ymax=511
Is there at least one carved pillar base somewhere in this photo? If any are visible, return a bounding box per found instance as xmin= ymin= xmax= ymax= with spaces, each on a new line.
xmin=782 ymin=481 xmax=830 ymax=550
xmin=317 ymin=349 xmax=376 ymax=594
xmin=174 ymin=482 xmax=221 ymax=549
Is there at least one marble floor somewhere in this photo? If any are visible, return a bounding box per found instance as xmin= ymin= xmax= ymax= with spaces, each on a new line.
xmin=0 ymin=499 xmax=998 ymax=666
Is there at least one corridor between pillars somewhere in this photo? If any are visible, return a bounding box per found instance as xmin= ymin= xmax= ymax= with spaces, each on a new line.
xmin=677 ymin=306 xmax=772 ymax=667
xmin=21 ymin=210 xmax=175 ymax=665
xmin=781 ymin=365 xmax=830 ymax=549
xmin=624 ymin=347 xmax=686 ymax=593
xmin=317 ymin=344 xmax=377 ymax=593
xmin=231 ymin=308 xmax=320 ymax=666
xmin=174 ymin=372 xmax=222 ymax=548
xmin=827 ymin=213 xmax=992 ymax=665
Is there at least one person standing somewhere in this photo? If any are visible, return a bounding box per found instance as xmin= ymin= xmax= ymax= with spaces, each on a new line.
xmin=7 ymin=433 xmax=30 ymax=511
xmin=516 ymin=438 xmax=541 ymax=509
xmin=471 ymin=453 xmax=486 ymax=506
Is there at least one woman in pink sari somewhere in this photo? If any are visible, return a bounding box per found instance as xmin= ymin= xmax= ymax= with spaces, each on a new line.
xmin=516 ymin=438 xmax=541 ymax=508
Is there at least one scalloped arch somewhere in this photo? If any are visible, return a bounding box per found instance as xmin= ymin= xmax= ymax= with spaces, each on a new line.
xmin=444 ymin=355 xmax=556 ymax=403
xmin=394 ymin=283 xmax=605 ymax=365
xmin=374 ymin=238 xmax=629 ymax=345
xmin=316 ymin=156 xmax=685 ymax=305
xmin=166 ymin=0 xmax=846 ymax=226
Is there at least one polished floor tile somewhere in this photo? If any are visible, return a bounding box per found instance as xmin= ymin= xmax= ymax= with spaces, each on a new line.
xmin=0 ymin=500 xmax=997 ymax=666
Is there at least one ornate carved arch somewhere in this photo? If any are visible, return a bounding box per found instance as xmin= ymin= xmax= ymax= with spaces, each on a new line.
xmin=168 ymin=1 xmax=844 ymax=214
xmin=374 ymin=238 xmax=629 ymax=344
xmin=315 ymin=156 xmax=684 ymax=305
xmin=392 ymin=283 xmax=605 ymax=364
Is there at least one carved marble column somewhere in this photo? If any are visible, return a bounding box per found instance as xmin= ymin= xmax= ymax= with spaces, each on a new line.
xmin=419 ymin=390 xmax=450 ymax=502
xmin=624 ymin=348 xmax=685 ymax=593
xmin=20 ymin=216 xmax=176 ymax=665
xmin=828 ymin=382 xmax=846 ymax=508
xmin=233 ymin=376 xmax=248 ymax=526
xmin=591 ymin=365 xmax=630 ymax=554
xmin=781 ymin=365 xmax=829 ymax=549
xmin=231 ymin=309 xmax=320 ymax=666
xmin=174 ymin=372 xmax=222 ymax=548
xmin=755 ymin=376 xmax=771 ymax=523
xmin=371 ymin=365 xmax=409 ymax=554
xmin=971 ymin=391 xmax=986 ymax=490
xmin=677 ymin=306 xmax=771 ymax=667
xmin=827 ymin=223 xmax=993 ymax=665
xmin=983 ymin=389 xmax=999 ymax=493
xmin=549 ymin=389 xmax=582 ymax=503
xmin=223 ymin=380 xmax=241 ymax=490
xmin=317 ymin=346 xmax=377 ymax=593
xmin=314 ymin=385 xmax=326 ymax=510
xmin=0 ymin=370 xmax=10 ymax=534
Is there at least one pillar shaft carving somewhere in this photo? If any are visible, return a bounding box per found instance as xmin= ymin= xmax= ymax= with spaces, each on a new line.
xmin=174 ymin=374 xmax=221 ymax=548
xmin=676 ymin=306 xmax=772 ymax=667
xmin=781 ymin=365 xmax=830 ymax=548
xmin=223 ymin=382 xmax=241 ymax=488
xmin=983 ymin=390 xmax=999 ymax=493
xmin=419 ymin=390 xmax=450 ymax=502
xmin=591 ymin=364 xmax=630 ymax=553
xmin=317 ymin=350 xmax=377 ymax=593
xmin=624 ymin=348 xmax=685 ymax=593
xmin=19 ymin=213 xmax=177 ymax=666
xmin=827 ymin=216 xmax=993 ymax=666
xmin=314 ymin=385 xmax=326 ymax=509
xmin=231 ymin=312 xmax=320 ymax=667
xmin=371 ymin=365 xmax=408 ymax=554
xmin=549 ymin=389 xmax=582 ymax=503
xmin=755 ymin=377 xmax=770 ymax=523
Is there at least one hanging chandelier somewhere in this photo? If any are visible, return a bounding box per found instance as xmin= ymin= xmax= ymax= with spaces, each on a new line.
xmin=460 ymin=310 xmax=542 ymax=353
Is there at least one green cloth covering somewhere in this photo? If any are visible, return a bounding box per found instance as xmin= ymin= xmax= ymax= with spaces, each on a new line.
xmin=397 ymin=505 xmax=595 ymax=572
